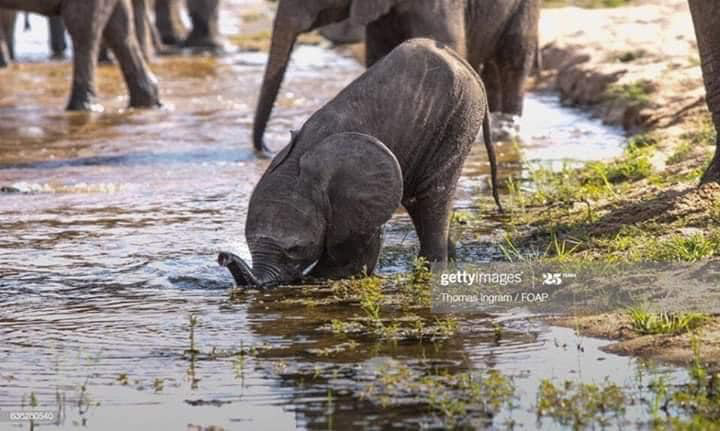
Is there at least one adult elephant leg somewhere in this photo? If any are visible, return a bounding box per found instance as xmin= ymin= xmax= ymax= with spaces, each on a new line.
xmin=364 ymin=16 xmax=402 ymax=67
xmin=0 ymin=9 xmax=17 ymax=67
xmin=62 ymin=0 xmax=114 ymax=111
xmin=103 ymin=0 xmax=160 ymax=108
xmin=132 ymin=0 xmax=155 ymax=60
xmin=184 ymin=0 xmax=221 ymax=50
xmin=495 ymin=0 xmax=539 ymax=116
xmin=48 ymin=16 xmax=67 ymax=59
xmin=688 ymin=0 xmax=720 ymax=184
xmin=155 ymin=0 xmax=186 ymax=45
xmin=98 ymin=41 xmax=113 ymax=63
xmin=495 ymin=30 xmax=536 ymax=116
xmin=481 ymin=60 xmax=503 ymax=113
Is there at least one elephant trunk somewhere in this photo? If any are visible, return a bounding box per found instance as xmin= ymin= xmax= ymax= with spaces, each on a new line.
xmin=218 ymin=251 xmax=284 ymax=288
xmin=253 ymin=11 xmax=305 ymax=153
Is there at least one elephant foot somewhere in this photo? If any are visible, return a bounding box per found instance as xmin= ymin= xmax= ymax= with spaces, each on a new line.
xmin=253 ymin=144 xmax=274 ymax=159
xmin=490 ymin=112 xmax=521 ymax=142
xmin=128 ymin=80 xmax=162 ymax=109
xmin=129 ymin=93 xmax=162 ymax=109
xmin=160 ymin=34 xmax=184 ymax=46
xmin=66 ymin=97 xmax=104 ymax=113
xmin=50 ymin=52 xmax=67 ymax=60
xmin=156 ymin=44 xmax=184 ymax=56
xmin=700 ymin=144 xmax=720 ymax=184
xmin=182 ymin=35 xmax=227 ymax=53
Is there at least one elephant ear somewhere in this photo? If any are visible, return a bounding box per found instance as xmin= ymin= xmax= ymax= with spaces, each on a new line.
xmin=350 ymin=0 xmax=397 ymax=27
xmin=299 ymin=132 xmax=403 ymax=251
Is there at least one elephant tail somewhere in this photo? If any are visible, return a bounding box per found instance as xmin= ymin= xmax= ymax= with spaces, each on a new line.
xmin=483 ymin=106 xmax=503 ymax=212
xmin=24 ymin=12 xmax=30 ymax=31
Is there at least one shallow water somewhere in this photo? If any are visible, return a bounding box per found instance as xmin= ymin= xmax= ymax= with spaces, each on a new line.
xmin=0 ymin=4 xmax=683 ymax=430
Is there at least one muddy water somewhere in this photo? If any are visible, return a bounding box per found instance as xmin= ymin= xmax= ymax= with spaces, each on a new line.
xmin=0 ymin=6 xmax=682 ymax=431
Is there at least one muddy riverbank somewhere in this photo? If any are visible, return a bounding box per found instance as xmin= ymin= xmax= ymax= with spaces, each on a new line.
xmin=516 ymin=0 xmax=720 ymax=367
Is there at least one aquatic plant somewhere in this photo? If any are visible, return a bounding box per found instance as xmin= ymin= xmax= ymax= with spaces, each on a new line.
xmin=536 ymin=379 xmax=626 ymax=428
xmin=628 ymin=308 xmax=710 ymax=335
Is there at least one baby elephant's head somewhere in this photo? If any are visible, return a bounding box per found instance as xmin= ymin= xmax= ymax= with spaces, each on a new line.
xmin=220 ymin=132 xmax=403 ymax=288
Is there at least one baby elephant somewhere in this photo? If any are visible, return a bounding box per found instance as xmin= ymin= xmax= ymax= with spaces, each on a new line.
xmin=219 ymin=38 xmax=501 ymax=288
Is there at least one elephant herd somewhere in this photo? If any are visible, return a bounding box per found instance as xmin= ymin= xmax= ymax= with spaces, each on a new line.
xmin=0 ymin=0 xmax=220 ymax=110
xmin=0 ymin=0 xmax=719 ymax=288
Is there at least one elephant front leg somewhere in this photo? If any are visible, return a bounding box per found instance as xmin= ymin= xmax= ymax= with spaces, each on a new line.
xmin=0 ymin=31 xmax=9 ymax=68
xmin=155 ymin=0 xmax=187 ymax=45
xmin=311 ymin=230 xmax=383 ymax=279
xmin=481 ymin=61 xmax=503 ymax=114
xmin=0 ymin=10 xmax=17 ymax=67
xmin=183 ymin=0 xmax=223 ymax=51
xmin=103 ymin=0 xmax=161 ymax=108
xmin=48 ymin=16 xmax=67 ymax=59
xmin=132 ymin=0 xmax=155 ymax=60
xmin=62 ymin=0 xmax=113 ymax=111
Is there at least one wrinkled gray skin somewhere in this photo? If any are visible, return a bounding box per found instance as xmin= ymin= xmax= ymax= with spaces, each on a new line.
xmin=318 ymin=19 xmax=365 ymax=45
xmin=0 ymin=0 xmax=160 ymax=111
xmin=220 ymin=39 xmax=501 ymax=288
xmin=0 ymin=9 xmax=16 ymax=67
xmin=154 ymin=0 xmax=221 ymax=50
xmin=48 ymin=16 xmax=67 ymax=58
xmin=253 ymin=0 xmax=540 ymax=153
xmin=688 ymin=0 xmax=720 ymax=184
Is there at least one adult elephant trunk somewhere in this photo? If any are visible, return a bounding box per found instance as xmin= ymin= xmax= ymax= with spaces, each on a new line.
xmin=253 ymin=7 xmax=310 ymax=154
xmin=688 ymin=0 xmax=720 ymax=184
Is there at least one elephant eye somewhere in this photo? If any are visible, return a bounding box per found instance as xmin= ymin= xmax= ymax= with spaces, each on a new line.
xmin=285 ymin=245 xmax=304 ymax=258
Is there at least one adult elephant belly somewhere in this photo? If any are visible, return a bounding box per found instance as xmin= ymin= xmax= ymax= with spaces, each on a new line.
xmin=0 ymin=1 xmax=57 ymax=15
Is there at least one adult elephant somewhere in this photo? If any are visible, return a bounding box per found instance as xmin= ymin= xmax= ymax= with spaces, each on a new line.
xmin=0 ymin=0 xmax=160 ymax=111
xmin=0 ymin=9 xmax=15 ymax=67
xmin=688 ymin=0 xmax=720 ymax=183
xmin=252 ymin=0 xmax=540 ymax=153
xmin=154 ymin=0 xmax=221 ymax=50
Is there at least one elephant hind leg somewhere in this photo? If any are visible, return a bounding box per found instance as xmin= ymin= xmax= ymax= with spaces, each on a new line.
xmin=481 ymin=60 xmax=503 ymax=113
xmin=103 ymin=0 xmax=160 ymax=108
xmin=494 ymin=41 xmax=533 ymax=116
xmin=0 ymin=10 xmax=17 ymax=67
xmin=48 ymin=16 xmax=67 ymax=58
xmin=183 ymin=0 xmax=222 ymax=50
xmin=406 ymin=195 xmax=453 ymax=265
xmin=62 ymin=0 xmax=114 ymax=110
